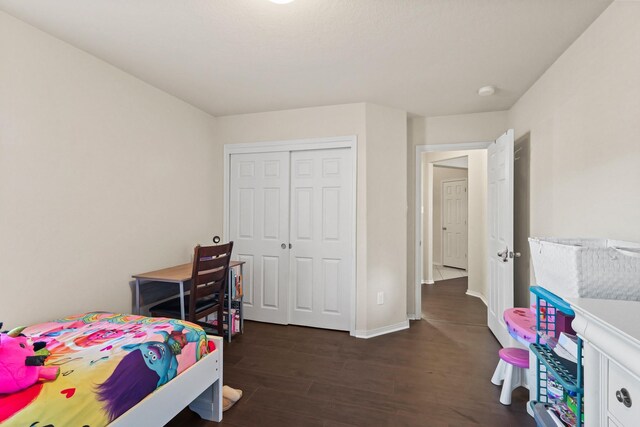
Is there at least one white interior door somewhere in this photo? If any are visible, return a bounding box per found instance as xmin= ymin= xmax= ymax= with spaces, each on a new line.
xmin=289 ymin=149 xmax=353 ymax=331
xmin=487 ymin=129 xmax=516 ymax=348
xmin=442 ymin=179 xmax=468 ymax=270
xmin=229 ymin=152 xmax=289 ymax=324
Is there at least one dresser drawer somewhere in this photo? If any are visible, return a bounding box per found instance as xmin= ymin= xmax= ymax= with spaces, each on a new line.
xmin=608 ymin=360 xmax=640 ymax=426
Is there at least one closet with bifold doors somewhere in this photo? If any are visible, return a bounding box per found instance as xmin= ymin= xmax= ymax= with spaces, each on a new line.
xmin=227 ymin=141 xmax=355 ymax=332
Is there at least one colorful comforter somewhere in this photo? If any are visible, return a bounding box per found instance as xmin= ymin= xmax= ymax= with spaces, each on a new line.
xmin=0 ymin=312 xmax=211 ymax=426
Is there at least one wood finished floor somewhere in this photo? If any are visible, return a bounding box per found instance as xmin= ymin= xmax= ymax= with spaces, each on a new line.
xmin=167 ymin=278 xmax=533 ymax=426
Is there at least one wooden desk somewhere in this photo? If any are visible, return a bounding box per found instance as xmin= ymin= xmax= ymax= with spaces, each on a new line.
xmin=133 ymin=263 xmax=192 ymax=320
xmin=132 ymin=261 xmax=245 ymax=323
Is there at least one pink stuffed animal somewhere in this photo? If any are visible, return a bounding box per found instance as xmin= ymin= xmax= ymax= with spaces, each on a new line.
xmin=0 ymin=323 xmax=59 ymax=394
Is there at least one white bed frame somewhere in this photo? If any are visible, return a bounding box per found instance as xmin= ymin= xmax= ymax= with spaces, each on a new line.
xmin=110 ymin=335 xmax=223 ymax=426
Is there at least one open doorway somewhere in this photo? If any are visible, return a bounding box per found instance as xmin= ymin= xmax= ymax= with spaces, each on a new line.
xmin=415 ymin=143 xmax=490 ymax=320
xmin=414 ymin=132 xmax=529 ymax=347
xmin=432 ymin=158 xmax=469 ymax=282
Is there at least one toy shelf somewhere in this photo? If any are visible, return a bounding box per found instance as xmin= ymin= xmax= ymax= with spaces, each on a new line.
xmin=530 ymin=286 xmax=584 ymax=427
xmin=530 ymin=344 xmax=582 ymax=394
xmin=530 ymin=286 xmax=575 ymax=316
xmin=225 ymin=261 xmax=245 ymax=342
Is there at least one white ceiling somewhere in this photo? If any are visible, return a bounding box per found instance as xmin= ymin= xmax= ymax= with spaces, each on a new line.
xmin=0 ymin=0 xmax=612 ymax=117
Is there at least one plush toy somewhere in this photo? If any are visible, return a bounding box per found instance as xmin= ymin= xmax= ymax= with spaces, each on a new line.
xmin=0 ymin=323 xmax=59 ymax=394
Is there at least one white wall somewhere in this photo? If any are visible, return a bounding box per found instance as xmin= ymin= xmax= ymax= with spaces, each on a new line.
xmin=217 ymin=103 xmax=408 ymax=334
xmin=0 ymin=12 xmax=409 ymax=337
xmin=509 ymin=0 xmax=640 ymax=246
xmin=0 ymin=12 xmax=218 ymax=327
xmin=363 ymin=103 xmax=408 ymax=332
xmin=426 ymin=111 xmax=508 ymax=145
xmin=432 ymin=166 xmax=468 ymax=266
xmin=406 ymin=117 xmax=426 ymax=316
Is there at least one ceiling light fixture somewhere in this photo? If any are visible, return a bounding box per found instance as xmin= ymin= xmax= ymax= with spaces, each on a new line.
xmin=477 ymin=85 xmax=496 ymax=97
xmin=270 ymin=0 xmax=294 ymax=4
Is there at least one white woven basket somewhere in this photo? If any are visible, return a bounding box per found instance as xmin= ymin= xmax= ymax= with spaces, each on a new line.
xmin=528 ymin=238 xmax=640 ymax=301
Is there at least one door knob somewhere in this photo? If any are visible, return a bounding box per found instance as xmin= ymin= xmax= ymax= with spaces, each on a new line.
xmin=616 ymin=388 xmax=632 ymax=408
xmin=497 ymin=248 xmax=509 ymax=262
xmin=509 ymin=251 xmax=521 ymax=259
xmin=281 ymin=243 xmax=286 ymax=249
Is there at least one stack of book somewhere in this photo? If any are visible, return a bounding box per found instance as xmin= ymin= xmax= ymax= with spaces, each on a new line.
xmin=207 ymin=308 xmax=240 ymax=334
xmin=538 ymin=331 xmax=579 ymax=363
xmin=229 ymin=268 xmax=243 ymax=300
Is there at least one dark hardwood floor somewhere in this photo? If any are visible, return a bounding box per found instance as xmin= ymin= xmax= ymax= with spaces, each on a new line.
xmin=167 ymin=277 xmax=533 ymax=426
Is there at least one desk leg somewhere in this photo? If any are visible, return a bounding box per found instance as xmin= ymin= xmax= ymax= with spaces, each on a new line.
xmin=239 ymin=264 xmax=244 ymax=334
xmin=240 ymin=295 xmax=244 ymax=334
xmin=228 ymin=270 xmax=232 ymax=343
xmin=179 ymin=281 xmax=186 ymax=320
xmin=135 ymin=279 xmax=141 ymax=315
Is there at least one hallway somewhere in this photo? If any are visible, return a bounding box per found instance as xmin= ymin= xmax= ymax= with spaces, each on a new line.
xmin=168 ymin=277 xmax=533 ymax=426
xmin=422 ymin=277 xmax=486 ymax=325
xmin=432 ymin=264 xmax=469 ymax=281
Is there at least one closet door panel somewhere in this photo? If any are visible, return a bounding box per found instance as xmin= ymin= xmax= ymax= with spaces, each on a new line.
xmin=289 ymin=148 xmax=353 ymax=331
xmin=229 ymin=152 xmax=289 ymax=324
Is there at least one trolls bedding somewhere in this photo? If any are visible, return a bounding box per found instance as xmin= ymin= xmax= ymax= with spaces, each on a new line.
xmin=0 ymin=312 xmax=211 ymax=426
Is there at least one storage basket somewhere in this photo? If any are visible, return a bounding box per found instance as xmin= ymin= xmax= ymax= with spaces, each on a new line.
xmin=528 ymin=238 xmax=640 ymax=301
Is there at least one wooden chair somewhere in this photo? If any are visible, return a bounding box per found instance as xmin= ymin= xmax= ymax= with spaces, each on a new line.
xmin=150 ymin=242 xmax=234 ymax=337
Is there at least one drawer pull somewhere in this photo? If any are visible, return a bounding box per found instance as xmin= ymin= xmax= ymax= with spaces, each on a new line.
xmin=616 ymin=388 xmax=632 ymax=408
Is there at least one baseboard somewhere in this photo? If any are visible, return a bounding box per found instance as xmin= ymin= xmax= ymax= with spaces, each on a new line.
xmin=465 ymin=289 xmax=487 ymax=306
xmin=407 ymin=314 xmax=421 ymax=321
xmin=423 ymin=279 xmax=435 ymax=285
xmin=354 ymin=319 xmax=410 ymax=339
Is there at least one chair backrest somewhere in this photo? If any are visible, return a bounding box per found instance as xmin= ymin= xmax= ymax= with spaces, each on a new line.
xmin=188 ymin=242 xmax=234 ymax=322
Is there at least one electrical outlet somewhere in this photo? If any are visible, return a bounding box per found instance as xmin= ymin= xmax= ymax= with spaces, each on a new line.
xmin=377 ymin=292 xmax=384 ymax=305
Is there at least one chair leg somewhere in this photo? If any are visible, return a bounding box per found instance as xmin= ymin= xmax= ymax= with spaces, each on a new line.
xmin=491 ymin=359 xmax=506 ymax=386
xmin=217 ymin=307 xmax=224 ymax=337
xmin=499 ymin=364 xmax=514 ymax=405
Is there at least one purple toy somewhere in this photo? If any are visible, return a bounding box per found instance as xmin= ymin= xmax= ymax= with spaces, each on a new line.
xmin=504 ymin=307 xmax=537 ymax=343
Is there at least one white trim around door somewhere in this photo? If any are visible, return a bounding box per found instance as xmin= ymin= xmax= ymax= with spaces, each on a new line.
xmin=223 ymin=136 xmax=358 ymax=336
xmin=413 ymin=141 xmax=491 ymax=319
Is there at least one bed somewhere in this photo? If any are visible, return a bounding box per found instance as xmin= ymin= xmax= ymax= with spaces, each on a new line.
xmin=0 ymin=312 xmax=223 ymax=426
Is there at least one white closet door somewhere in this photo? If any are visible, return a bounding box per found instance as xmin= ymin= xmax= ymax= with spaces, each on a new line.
xmin=229 ymin=152 xmax=289 ymax=324
xmin=289 ymin=148 xmax=353 ymax=331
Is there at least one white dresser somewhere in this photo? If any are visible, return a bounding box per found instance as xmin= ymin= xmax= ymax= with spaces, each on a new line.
xmin=568 ymin=298 xmax=640 ymax=427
